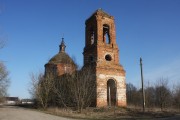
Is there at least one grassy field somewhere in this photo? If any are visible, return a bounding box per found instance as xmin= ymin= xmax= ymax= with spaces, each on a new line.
xmin=43 ymin=106 xmax=179 ymax=120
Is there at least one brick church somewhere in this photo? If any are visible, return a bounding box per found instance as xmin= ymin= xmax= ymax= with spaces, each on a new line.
xmin=45 ymin=9 xmax=126 ymax=107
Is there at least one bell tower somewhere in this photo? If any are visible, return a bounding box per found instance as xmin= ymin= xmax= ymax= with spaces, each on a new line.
xmin=83 ymin=9 xmax=126 ymax=107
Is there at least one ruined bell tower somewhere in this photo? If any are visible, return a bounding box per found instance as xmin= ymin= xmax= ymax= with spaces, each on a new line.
xmin=83 ymin=9 xmax=126 ymax=107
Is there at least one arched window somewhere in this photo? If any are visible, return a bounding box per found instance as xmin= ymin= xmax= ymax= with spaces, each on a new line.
xmin=90 ymin=28 xmax=94 ymax=45
xmin=107 ymin=79 xmax=117 ymax=106
xmin=103 ymin=24 xmax=110 ymax=44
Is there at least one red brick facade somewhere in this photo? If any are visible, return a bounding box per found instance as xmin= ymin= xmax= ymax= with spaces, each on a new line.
xmin=45 ymin=9 xmax=126 ymax=108
xmin=83 ymin=9 xmax=126 ymax=107
xmin=45 ymin=39 xmax=76 ymax=77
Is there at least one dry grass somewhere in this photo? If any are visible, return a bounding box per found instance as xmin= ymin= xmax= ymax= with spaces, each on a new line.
xmin=43 ymin=106 xmax=179 ymax=120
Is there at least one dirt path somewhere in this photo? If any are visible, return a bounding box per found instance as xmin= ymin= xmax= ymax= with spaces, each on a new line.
xmin=0 ymin=106 xmax=75 ymax=120
xmin=1 ymin=105 xmax=180 ymax=120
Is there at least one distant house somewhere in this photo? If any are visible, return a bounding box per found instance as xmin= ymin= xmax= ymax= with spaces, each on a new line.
xmin=21 ymin=99 xmax=34 ymax=105
xmin=5 ymin=97 xmax=19 ymax=105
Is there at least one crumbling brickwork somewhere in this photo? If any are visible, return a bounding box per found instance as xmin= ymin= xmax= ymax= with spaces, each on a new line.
xmin=45 ymin=9 xmax=126 ymax=108
xmin=83 ymin=9 xmax=126 ymax=107
xmin=45 ymin=39 xmax=76 ymax=77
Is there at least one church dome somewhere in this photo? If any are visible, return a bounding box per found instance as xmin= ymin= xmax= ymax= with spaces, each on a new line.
xmin=47 ymin=38 xmax=74 ymax=64
xmin=48 ymin=52 xmax=73 ymax=64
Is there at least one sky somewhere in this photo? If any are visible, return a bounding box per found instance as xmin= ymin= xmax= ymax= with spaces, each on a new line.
xmin=0 ymin=0 xmax=180 ymax=99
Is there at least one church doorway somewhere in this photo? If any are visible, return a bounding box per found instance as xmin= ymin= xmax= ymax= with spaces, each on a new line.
xmin=107 ymin=79 xmax=117 ymax=106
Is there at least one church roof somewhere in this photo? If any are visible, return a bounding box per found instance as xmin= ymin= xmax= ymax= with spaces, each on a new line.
xmin=47 ymin=38 xmax=74 ymax=64
xmin=48 ymin=52 xmax=73 ymax=64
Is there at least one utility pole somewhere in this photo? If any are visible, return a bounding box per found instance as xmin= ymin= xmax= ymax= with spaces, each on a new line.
xmin=140 ymin=57 xmax=145 ymax=112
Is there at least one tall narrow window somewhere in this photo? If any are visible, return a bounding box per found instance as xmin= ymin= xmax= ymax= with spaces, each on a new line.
xmin=103 ymin=24 xmax=110 ymax=44
xmin=91 ymin=31 xmax=94 ymax=45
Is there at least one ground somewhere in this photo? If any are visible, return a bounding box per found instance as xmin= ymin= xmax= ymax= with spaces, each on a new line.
xmin=0 ymin=105 xmax=75 ymax=120
xmin=0 ymin=105 xmax=180 ymax=120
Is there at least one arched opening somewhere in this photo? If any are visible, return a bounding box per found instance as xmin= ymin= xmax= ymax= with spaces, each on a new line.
xmin=90 ymin=28 xmax=95 ymax=45
xmin=103 ymin=24 xmax=110 ymax=44
xmin=107 ymin=79 xmax=117 ymax=106
xmin=89 ymin=55 xmax=94 ymax=62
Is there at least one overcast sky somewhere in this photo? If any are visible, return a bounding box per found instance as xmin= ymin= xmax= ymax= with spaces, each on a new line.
xmin=0 ymin=0 xmax=180 ymax=98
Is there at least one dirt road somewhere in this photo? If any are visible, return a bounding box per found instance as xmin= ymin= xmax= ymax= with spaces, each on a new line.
xmin=0 ymin=105 xmax=180 ymax=120
xmin=0 ymin=106 xmax=75 ymax=120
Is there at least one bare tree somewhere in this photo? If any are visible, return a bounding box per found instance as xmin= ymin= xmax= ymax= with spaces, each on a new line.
xmin=126 ymin=83 xmax=137 ymax=105
xmin=53 ymin=74 xmax=73 ymax=108
xmin=72 ymin=67 xmax=96 ymax=112
xmin=126 ymin=79 xmax=177 ymax=111
xmin=145 ymin=86 xmax=156 ymax=108
xmin=54 ymin=66 xmax=96 ymax=112
xmin=0 ymin=38 xmax=9 ymax=102
xmin=29 ymin=72 xmax=40 ymax=99
xmin=30 ymin=58 xmax=97 ymax=112
xmin=173 ymin=83 xmax=180 ymax=111
xmin=155 ymin=78 xmax=172 ymax=111
xmin=144 ymin=81 xmax=156 ymax=108
xmin=0 ymin=62 xmax=9 ymax=101
xmin=29 ymin=72 xmax=54 ymax=109
xmin=0 ymin=4 xmax=9 ymax=100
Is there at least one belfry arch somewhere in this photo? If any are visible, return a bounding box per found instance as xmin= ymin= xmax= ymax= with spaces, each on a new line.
xmin=103 ymin=24 xmax=110 ymax=44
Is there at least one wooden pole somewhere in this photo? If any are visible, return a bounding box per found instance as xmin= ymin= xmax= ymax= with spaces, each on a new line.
xmin=140 ymin=57 xmax=145 ymax=112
